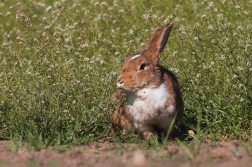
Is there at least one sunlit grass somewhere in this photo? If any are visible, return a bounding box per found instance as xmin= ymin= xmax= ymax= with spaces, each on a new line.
xmin=0 ymin=0 xmax=251 ymax=150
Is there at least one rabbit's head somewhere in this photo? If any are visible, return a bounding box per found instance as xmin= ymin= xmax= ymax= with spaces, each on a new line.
xmin=117 ymin=22 xmax=174 ymax=92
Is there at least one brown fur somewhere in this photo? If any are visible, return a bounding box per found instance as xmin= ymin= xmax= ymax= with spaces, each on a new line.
xmin=160 ymin=66 xmax=184 ymax=122
xmin=110 ymin=89 xmax=133 ymax=135
xmin=117 ymin=54 xmax=161 ymax=92
xmin=110 ymin=22 xmax=184 ymax=137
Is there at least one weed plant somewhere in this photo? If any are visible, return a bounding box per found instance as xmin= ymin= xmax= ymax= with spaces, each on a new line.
xmin=0 ymin=0 xmax=251 ymax=149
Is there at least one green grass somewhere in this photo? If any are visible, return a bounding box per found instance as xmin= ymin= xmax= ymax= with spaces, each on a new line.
xmin=0 ymin=0 xmax=251 ymax=150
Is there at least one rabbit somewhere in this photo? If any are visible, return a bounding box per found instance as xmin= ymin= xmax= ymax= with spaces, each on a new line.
xmin=110 ymin=22 xmax=184 ymax=139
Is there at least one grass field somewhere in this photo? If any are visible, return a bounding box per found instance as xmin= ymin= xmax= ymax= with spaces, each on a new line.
xmin=0 ymin=0 xmax=251 ymax=151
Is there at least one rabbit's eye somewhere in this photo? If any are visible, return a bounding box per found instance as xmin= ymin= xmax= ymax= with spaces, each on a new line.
xmin=139 ymin=63 xmax=147 ymax=70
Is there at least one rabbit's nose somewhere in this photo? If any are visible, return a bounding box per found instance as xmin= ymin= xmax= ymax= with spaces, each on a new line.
xmin=117 ymin=79 xmax=124 ymax=84
xmin=117 ymin=77 xmax=124 ymax=88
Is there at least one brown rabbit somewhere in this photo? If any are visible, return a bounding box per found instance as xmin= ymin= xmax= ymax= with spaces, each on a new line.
xmin=111 ymin=22 xmax=184 ymax=139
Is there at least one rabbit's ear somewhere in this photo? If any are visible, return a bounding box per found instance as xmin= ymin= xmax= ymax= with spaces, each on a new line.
xmin=142 ymin=22 xmax=174 ymax=65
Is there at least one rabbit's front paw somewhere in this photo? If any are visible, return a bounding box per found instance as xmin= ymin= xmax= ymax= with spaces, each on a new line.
xmin=143 ymin=132 xmax=155 ymax=140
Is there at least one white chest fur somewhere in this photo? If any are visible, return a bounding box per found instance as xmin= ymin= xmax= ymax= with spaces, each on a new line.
xmin=126 ymin=84 xmax=175 ymax=125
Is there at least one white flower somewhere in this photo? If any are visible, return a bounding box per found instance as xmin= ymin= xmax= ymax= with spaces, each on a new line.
xmin=65 ymin=37 xmax=71 ymax=43
xmin=236 ymin=26 xmax=244 ymax=31
xmin=56 ymin=38 xmax=61 ymax=42
xmin=42 ymin=17 xmax=46 ymax=21
xmin=220 ymin=55 xmax=225 ymax=60
xmin=129 ymin=29 xmax=134 ymax=34
xmin=54 ymin=1 xmax=63 ymax=8
xmin=245 ymin=44 xmax=251 ymax=52
xmin=239 ymin=98 xmax=244 ymax=102
xmin=208 ymin=1 xmax=215 ymax=7
xmin=201 ymin=14 xmax=206 ymax=19
xmin=36 ymin=2 xmax=45 ymax=7
xmin=152 ymin=14 xmax=158 ymax=19
xmin=208 ymin=25 xmax=214 ymax=30
xmin=217 ymin=14 xmax=223 ymax=20
xmin=206 ymin=1 xmax=215 ymax=10
xmin=15 ymin=14 xmax=19 ymax=20
xmin=33 ymin=38 xmax=38 ymax=42
xmin=232 ymin=74 xmax=238 ymax=79
xmin=80 ymin=43 xmax=89 ymax=48
xmin=238 ymin=84 xmax=244 ymax=88
xmin=209 ymin=61 xmax=214 ymax=67
xmin=142 ymin=14 xmax=150 ymax=20
xmin=235 ymin=5 xmax=240 ymax=9
xmin=45 ymin=25 xmax=50 ymax=29
xmin=101 ymin=2 xmax=108 ymax=6
xmin=237 ymin=66 xmax=244 ymax=71
xmin=246 ymin=61 xmax=251 ymax=67
xmin=46 ymin=6 xmax=52 ymax=12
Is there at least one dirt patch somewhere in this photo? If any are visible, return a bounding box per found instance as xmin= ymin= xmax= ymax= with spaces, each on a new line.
xmin=0 ymin=140 xmax=251 ymax=167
